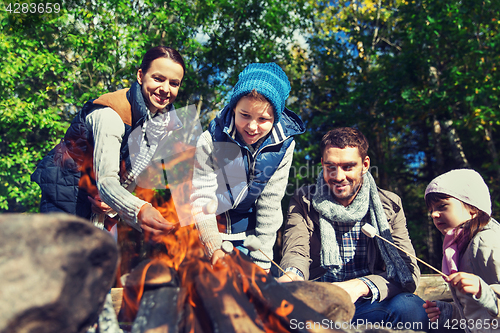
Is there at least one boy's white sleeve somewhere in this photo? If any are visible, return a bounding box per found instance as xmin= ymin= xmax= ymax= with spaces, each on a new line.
xmin=190 ymin=131 xmax=222 ymax=257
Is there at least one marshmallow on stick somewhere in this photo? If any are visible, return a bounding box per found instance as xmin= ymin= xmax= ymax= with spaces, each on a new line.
xmin=361 ymin=224 xmax=448 ymax=278
xmin=221 ymin=241 xmax=234 ymax=254
xmin=243 ymin=235 xmax=294 ymax=281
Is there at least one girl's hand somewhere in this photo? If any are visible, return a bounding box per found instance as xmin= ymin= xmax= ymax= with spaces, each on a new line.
xmin=423 ymin=300 xmax=440 ymax=322
xmin=446 ymin=272 xmax=482 ymax=298
xmin=138 ymin=203 xmax=175 ymax=235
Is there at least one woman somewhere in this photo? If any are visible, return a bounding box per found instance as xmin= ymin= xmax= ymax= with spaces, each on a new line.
xmin=32 ymin=46 xmax=184 ymax=234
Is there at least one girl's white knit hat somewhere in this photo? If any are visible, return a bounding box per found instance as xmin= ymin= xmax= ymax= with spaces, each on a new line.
xmin=425 ymin=169 xmax=491 ymax=216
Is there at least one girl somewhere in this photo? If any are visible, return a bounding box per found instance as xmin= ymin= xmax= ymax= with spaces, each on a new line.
xmin=423 ymin=169 xmax=500 ymax=333
xmin=32 ymin=46 xmax=184 ymax=234
xmin=190 ymin=63 xmax=305 ymax=270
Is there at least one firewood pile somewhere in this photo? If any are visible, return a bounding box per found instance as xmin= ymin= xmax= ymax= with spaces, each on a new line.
xmin=117 ymin=238 xmax=354 ymax=333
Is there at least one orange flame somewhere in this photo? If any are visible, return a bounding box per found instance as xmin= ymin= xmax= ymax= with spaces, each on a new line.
xmin=275 ymin=300 xmax=294 ymax=317
xmin=116 ymin=142 xmax=297 ymax=332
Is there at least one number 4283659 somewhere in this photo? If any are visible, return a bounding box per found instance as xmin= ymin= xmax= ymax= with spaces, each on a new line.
xmin=5 ymin=3 xmax=61 ymax=14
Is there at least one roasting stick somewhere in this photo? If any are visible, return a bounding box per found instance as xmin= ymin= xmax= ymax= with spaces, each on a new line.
xmin=201 ymin=202 xmax=295 ymax=281
xmin=244 ymin=235 xmax=295 ymax=282
xmin=361 ymin=224 xmax=448 ymax=279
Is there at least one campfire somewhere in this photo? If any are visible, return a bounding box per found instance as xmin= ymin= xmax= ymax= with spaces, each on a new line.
xmin=105 ymin=165 xmax=352 ymax=333
xmin=117 ymin=222 xmax=353 ymax=333
xmin=69 ymin=119 xmax=354 ymax=332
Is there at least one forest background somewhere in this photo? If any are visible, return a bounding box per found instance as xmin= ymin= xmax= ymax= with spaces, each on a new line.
xmin=1 ymin=0 xmax=499 ymax=271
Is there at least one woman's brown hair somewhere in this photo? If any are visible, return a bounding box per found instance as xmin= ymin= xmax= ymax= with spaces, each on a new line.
xmin=140 ymin=46 xmax=185 ymax=78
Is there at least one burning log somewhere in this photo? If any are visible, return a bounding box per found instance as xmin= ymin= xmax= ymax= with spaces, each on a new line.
xmin=194 ymin=272 xmax=266 ymax=333
xmin=282 ymin=282 xmax=354 ymax=323
xmin=131 ymin=286 xmax=184 ymax=333
xmin=243 ymin=270 xmax=346 ymax=332
xmin=120 ymin=258 xmax=179 ymax=323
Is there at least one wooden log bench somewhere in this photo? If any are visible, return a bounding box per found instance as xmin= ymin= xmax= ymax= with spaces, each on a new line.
xmin=415 ymin=274 xmax=452 ymax=301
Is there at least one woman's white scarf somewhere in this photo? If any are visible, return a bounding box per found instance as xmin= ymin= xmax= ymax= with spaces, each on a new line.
xmin=312 ymin=170 xmax=413 ymax=287
xmin=122 ymin=106 xmax=176 ymax=188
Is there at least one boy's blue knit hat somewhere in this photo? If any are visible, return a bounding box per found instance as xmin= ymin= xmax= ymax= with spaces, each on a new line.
xmin=228 ymin=63 xmax=291 ymax=124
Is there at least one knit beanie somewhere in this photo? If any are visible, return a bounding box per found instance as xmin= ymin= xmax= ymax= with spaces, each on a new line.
xmin=228 ymin=63 xmax=291 ymax=124
xmin=425 ymin=169 xmax=491 ymax=216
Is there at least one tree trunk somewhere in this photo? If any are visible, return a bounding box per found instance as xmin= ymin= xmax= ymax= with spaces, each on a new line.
xmin=432 ymin=116 xmax=445 ymax=175
xmin=442 ymin=119 xmax=470 ymax=168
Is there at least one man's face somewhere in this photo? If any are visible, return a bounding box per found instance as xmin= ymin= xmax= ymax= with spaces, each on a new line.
xmin=321 ymin=145 xmax=370 ymax=207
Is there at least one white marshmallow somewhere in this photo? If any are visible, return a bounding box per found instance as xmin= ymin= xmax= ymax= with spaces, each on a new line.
xmin=361 ymin=224 xmax=377 ymax=238
xmin=221 ymin=241 xmax=234 ymax=254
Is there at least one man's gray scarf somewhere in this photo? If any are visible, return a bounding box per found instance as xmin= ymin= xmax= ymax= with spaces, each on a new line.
xmin=312 ymin=170 xmax=413 ymax=287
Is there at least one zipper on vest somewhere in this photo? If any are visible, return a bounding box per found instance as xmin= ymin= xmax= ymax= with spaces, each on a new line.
xmin=230 ymin=150 xmax=252 ymax=209
xmin=249 ymin=137 xmax=290 ymax=182
xmin=253 ymin=136 xmax=290 ymax=158
xmin=225 ymin=210 xmax=232 ymax=234
xmin=225 ymin=133 xmax=290 ymax=210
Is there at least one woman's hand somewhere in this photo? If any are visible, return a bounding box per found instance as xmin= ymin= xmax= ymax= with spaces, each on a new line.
xmin=446 ymin=272 xmax=482 ymax=298
xmin=88 ymin=195 xmax=111 ymax=214
xmin=423 ymin=300 xmax=441 ymax=322
xmin=138 ymin=203 xmax=175 ymax=235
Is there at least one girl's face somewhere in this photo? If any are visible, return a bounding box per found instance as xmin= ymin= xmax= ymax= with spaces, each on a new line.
xmin=429 ymin=197 xmax=476 ymax=235
xmin=137 ymin=57 xmax=184 ymax=113
xmin=233 ymin=96 xmax=274 ymax=145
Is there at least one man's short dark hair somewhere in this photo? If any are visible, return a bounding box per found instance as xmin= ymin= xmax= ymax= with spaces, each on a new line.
xmin=320 ymin=127 xmax=369 ymax=159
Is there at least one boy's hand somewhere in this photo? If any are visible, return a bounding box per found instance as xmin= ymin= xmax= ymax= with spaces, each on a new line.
xmin=211 ymin=249 xmax=226 ymax=265
xmin=446 ymin=272 xmax=482 ymax=298
xmin=423 ymin=300 xmax=440 ymax=321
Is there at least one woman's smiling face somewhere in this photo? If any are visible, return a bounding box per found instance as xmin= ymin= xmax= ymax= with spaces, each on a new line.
xmin=137 ymin=57 xmax=184 ymax=113
xmin=233 ymin=96 xmax=274 ymax=145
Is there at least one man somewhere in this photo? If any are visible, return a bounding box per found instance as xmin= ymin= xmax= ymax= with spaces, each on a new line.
xmin=278 ymin=127 xmax=428 ymax=330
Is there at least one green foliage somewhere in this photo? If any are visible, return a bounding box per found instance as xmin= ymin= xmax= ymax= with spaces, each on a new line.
xmin=0 ymin=0 xmax=311 ymax=212
xmin=289 ymin=0 xmax=500 ymax=269
xmin=3 ymin=0 xmax=500 ymax=268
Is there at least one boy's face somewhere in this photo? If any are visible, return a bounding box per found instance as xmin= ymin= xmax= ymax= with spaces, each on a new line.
xmin=428 ymin=197 xmax=476 ymax=235
xmin=233 ymin=96 xmax=274 ymax=145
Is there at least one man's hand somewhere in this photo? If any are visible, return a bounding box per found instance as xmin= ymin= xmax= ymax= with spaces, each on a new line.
xmin=88 ymin=195 xmax=111 ymax=214
xmin=423 ymin=300 xmax=441 ymax=322
xmin=138 ymin=203 xmax=175 ymax=235
xmin=446 ymin=272 xmax=482 ymax=298
xmin=332 ymin=278 xmax=370 ymax=304
xmin=276 ymin=271 xmax=305 ymax=283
